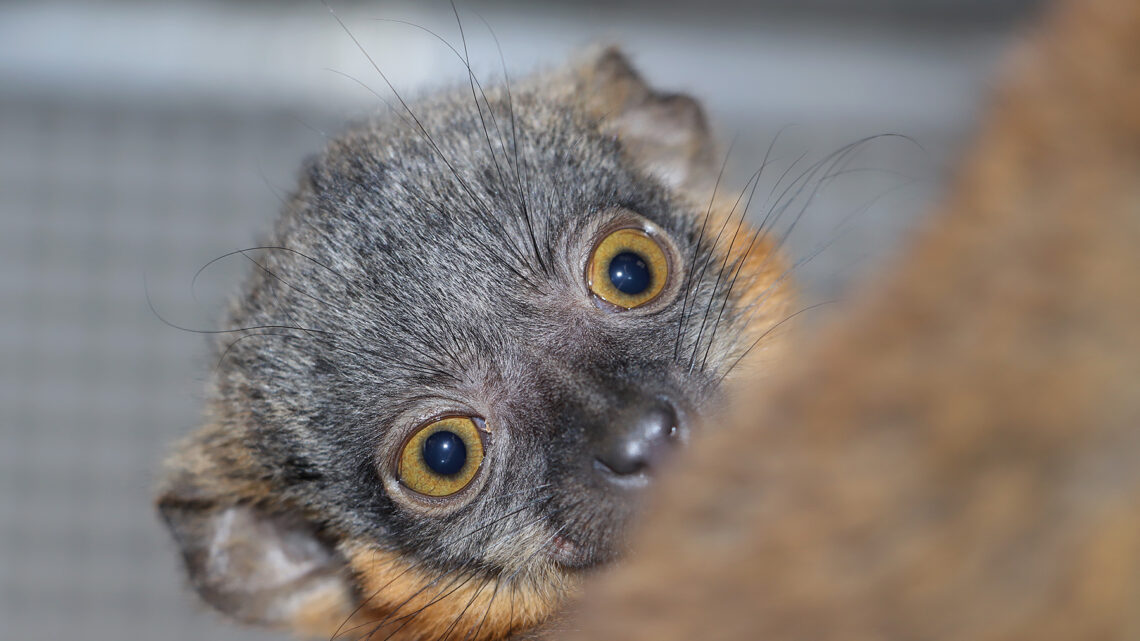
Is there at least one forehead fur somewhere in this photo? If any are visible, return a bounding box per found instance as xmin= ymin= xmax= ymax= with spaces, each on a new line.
xmin=244 ymin=76 xmax=705 ymax=389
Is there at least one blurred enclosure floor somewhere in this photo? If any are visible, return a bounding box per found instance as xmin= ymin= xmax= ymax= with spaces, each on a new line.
xmin=0 ymin=1 xmax=1039 ymax=640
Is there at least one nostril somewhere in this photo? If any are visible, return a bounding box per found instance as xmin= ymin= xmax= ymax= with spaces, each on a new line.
xmin=593 ymin=455 xmax=647 ymax=478
xmin=593 ymin=399 xmax=682 ymax=480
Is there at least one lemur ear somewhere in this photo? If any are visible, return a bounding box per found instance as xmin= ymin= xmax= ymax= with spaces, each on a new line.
xmin=156 ymin=437 xmax=355 ymax=637
xmin=577 ymin=46 xmax=718 ymax=194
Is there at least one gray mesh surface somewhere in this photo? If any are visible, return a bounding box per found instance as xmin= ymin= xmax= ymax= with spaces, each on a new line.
xmin=0 ymin=95 xmax=331 ymax=641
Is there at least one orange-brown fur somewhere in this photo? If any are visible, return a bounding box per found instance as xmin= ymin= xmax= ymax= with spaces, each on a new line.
xmin=554 ymin=0 xmax=1140 ymax=639
xmin=335 ymin=541 xmax=566 ymax=641
xmin=706 ymin=206 xmax=794 ymax=383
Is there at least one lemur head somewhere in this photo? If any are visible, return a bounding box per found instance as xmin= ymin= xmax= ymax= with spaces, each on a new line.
xmin=157 ymin=47 xmax=791 ymax=640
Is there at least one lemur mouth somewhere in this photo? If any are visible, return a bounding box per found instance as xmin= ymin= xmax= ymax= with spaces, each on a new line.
xmin=547 ymin=533 xmax=595 ymax=569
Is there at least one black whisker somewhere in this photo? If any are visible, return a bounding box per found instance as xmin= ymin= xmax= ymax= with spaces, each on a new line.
xmin=448 ymin=493 xmax=555 ymax=543
xmin=331 ymin=551 xmax=419 ymax=640
xmin=435 ymin=573 xmax=493 ymax=641
xmin=697 ymin=224 xmax=770 ymax=373
xmin=717 ymin=301 xmax=837 ymax=386
xmin=448 ymin=3 xmax=541 ymax=274
xmin=373 ymin=565 xmax=482 ymax=641
xmin=687 ymin=166 xmax=766 ymax=374
xmin=348 ymin=562 xmax=471 ymax=640
xmin=146 ymin=276 xmax=332 ymax=337
xmin=324 ymin=0 xmax=531 ymax=275
xmin=462 ymin=572 xmax=503 ymax=641
xmin=475 ymin=12 xmax=541 ymax=277
xmin=674 ymin=137 xmax=735 ymax=362
xmin=191 ymin=245 xmax=352 ymax=299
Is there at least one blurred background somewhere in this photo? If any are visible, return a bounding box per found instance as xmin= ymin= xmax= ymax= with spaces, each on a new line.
xmin=0 ymin=1 xmax=1043 ymax=639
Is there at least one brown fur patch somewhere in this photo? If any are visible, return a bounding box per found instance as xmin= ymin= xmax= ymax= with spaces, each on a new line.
xmin=285 ymin=577 xmax=360 ymax=639
xmin=327 ymin=540 xmax=571 ymax=641
xmin=701 ymin=196 xmax=795 ymax=384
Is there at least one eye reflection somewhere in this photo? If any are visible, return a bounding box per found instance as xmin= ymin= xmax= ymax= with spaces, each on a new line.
xmin=422 ymin=430 xmax=467 ymax=476
xmin=398 ymin=417 xmax=483 ymax=497
xmin=607 ymin=251 xmax=651 ymax=295
xmin=587 ymin=228 xmax=669 ymax=309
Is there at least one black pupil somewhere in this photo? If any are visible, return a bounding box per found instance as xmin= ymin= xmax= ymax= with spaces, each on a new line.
xmin=607 ymin=251 xmax=651 ymax=295
xmin=422 ymin=430 xmax=467 ymax=476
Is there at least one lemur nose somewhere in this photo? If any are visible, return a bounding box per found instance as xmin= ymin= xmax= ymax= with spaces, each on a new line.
xmin=594 ymin=398 xmax=681 ymax=481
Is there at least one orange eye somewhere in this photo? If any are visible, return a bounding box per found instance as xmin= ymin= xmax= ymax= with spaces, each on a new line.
xmin=586 ymin=228 xmax=669 ymax=309
xmin=398 ymin=417 xmax=484 ymax=497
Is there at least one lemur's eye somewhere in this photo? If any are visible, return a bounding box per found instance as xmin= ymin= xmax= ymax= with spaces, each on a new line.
xmin=398 ymin=417 xmax=484 ymax=497
xmin=587 ymin=228 xmax=669 ymax=309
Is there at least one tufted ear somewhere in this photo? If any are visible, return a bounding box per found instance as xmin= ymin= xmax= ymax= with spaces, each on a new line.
xmin=156 ymin=435 xmax=355 ymax=637
xmin=576 ymin=46 xmax=719 ymax=195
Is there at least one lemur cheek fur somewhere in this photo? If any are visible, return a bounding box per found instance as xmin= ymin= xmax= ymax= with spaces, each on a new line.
xmin=337 ymin=540 xmax=571 ymax=641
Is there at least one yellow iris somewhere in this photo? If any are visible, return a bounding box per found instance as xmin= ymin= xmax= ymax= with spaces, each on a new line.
xmin=398 ymin=417 xmax=484 ymax=497
xmin=586 ymin=228 xmax=669 ymax=309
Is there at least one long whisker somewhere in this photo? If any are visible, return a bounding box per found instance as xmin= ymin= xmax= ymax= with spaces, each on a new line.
xmin=435 ymin=574 xmax=494 ymax=641
xmin=447 ymin=493 xmax=554 ymax=543
xmin=475 ymin=12 xmax=540 ymax=277
xmin=448 ymin=3 xmax=542 ymax=274
xmin=332 ymin=551 xmax=422 ymax=640
xmin=716 ymin=301 xmax=837 ymax=386
xmin=686 ymin=166 xmax=766 ymax=373
xmin=674 ymin=138 xmax=735 ymax=362
xmin=374 ymin=563 xmax=485 ymax=641
xmin=711 ymin=173 xmax=916 ymax=371
xmin=697 ymin=224 xmax=770 ymax=373
xmin=463 ymin=573 xmax=504 ymax=641
xmin=145 ymin=277 xmax=332 ymax=337
xmin=350 ymin=559 xmax=478 ymax=641
xmin=324 ymin=1 xmax=535 ymax=277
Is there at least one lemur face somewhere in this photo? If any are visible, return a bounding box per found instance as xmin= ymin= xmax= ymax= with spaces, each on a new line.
xmin=157 ymin=47 xmax=791 ymax=641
